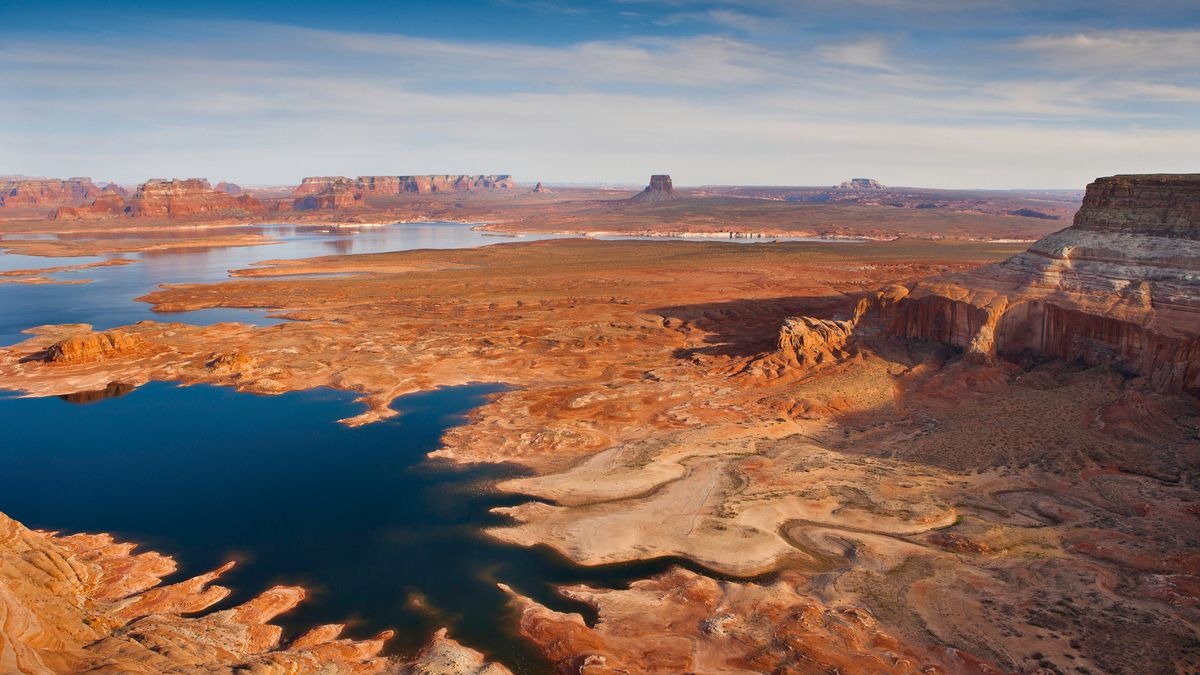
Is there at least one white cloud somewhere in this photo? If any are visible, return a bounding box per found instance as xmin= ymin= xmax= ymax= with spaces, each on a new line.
xmin=1010 ymin=30 xmax=1200 ymax=73
xmin=0 ymin=21 xmax=1197 ymax=188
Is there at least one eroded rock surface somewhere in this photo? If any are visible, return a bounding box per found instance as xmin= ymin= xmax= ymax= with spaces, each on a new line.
xmin=2 ymin=234 xmax=1197 ymax=673
xmin=46 ymin=329 xmax=152 ymax=363
xmin=0 ymin=177 xmax=101 ymax=209
xmin=628 ymin=174 xmax=677 ymax=203
xmin=55 ymin=179 xmax=268 ymax=220
xmin=0 ymin=511 xmax=510 ymax=674
xmin=891 ymin=174 xmax=1200 ymax=393
xmin=291 ymin=175 xmax=515 ymax=210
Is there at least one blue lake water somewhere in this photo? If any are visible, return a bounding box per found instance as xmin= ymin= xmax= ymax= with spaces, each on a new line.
xmin=0 ymin=223 xmax=559 ymax=345
xmin=0 ymin=382 xmax=708 ymax=672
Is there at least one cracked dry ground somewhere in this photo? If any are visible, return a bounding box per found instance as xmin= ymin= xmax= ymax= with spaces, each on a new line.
xmin=3 ymin=238 xmax=1198 ymax=674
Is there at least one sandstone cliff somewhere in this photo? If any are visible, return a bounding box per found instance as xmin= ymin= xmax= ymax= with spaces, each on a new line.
xmin=54 ymin=179 xmax=268 ymax=220
xmin=46 ymin=330 xmax=151 ymax=363
xmin=291 ymin=175 xmax=515 ymax=210
xmin=890 ymin=174 xmax=1200 ymax=393
xmin=0 ymin=177 xmax=102 ymax=209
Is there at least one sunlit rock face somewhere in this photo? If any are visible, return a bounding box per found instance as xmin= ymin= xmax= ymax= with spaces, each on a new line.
xmin=290 ymin=175 xmax=515 ymax=210
xmin=890 ymin=174 xmax=1200 ymax=393
xmin=0 ymin=510 xmax=512 ymax=674
xmin=0 ymin=177 xmax=102 ymax=209
xmin=54 ymin=178 xmax=268 ymax=220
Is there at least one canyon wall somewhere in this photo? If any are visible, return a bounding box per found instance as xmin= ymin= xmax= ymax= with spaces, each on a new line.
xmin=0 ymin=177 xmax=104 ymax=209
xmin=889 ymin=174 xmax=1200 ymax=393
xmin=54 ymin=178 xmax=267 ymax=220
xmin=291 ymin=175 xmax=515 ymax=210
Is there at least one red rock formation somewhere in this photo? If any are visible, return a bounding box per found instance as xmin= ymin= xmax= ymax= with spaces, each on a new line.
xmin=505 ymin=568 xmax=999 ymax=674
xmin=215 ymin=181 xmax=244 ymax=196
xmin=0 ymin=177 xmax=101 ymax=209
xmin=628 ymin=174 xmax=678 ymax=203
xmin=52 ymin=192 xmax=129 ymax=220
xmin=890 ymin=174 xmax=1200 ymax=393
xmin=531 ymin=181 xmax=552 ymax=194
xmin=55 ymin=179 xmax=268 ymax=220
xmin=290 ymin=175 xmax=515 ymax=210
xmin=46 ymin=330 xmax=152 ymax=363
xmin=129 ymin=178 xmax=267 ymax=218
xmin=838 ymin=178 xmax=886 ymax=189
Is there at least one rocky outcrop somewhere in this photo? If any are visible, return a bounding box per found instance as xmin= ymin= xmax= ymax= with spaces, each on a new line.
xmin=628 ymin=174 xmax=678 ymax=204
xmin=890 ymin=174 xmax=1200 ymax=393
xmin=51 ymin=192 xmax=129 ymax=220
xmin=53 ymin=179 xmax=267 ymax=220
xmin=290 ymin=175 xmax=515 ymax=210
xmin=215 ymin=181 xmax=244 ymax=196
xmin=505 ymin=568 xmax=994 ymax=674
xmin=46 ymin=330 xmax=151 ymax=363
xmin=0 ymin=177 xmax=102 ymax=209
xmin=0 ymin=510 xmax=509 ymax=675
xmin=776 ymin=286 xmax=909 ymax=369
xmin=128 ymin=178 xmax=267 ymax=218
xmin=531 ymin=181 xmax=552 ymax=194
xmin=838 ymin=178 xmax=886 ymax=190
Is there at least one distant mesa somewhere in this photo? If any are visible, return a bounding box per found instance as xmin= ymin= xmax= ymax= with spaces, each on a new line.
xmin=290 ymin=174 xmax=515 ymax=211
xmin=629 ymin=174 xmax=679 ymax=203
xmin=837 ymin=178 xmax=886 ymax=190
xmin=532 ymin=181 xmax=553 ymax=194
xmin=54 ymin=178 xmax=267 ymax=220
xmin=214 ymin=181 xmax=243 ymax=196
xmin=0 ymin=176 xmax=103 ymax=210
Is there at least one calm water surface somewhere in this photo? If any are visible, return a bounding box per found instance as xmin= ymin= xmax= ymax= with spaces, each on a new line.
xmin=0 ymin=223 xmax=559 ymax=345
xmin=0 ymin=382 xmax=708 ymax=672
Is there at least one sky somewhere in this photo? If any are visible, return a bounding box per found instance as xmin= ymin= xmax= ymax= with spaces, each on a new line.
xmin=2 ymin=0 xmax=1198 ymax=188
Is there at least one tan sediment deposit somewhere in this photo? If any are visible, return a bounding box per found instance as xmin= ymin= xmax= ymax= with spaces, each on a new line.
xmin=0 ymin=511 xmax=509 ymax=674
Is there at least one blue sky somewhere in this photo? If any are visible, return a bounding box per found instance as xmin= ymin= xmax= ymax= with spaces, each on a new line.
xmin=2 ymin=0 xmax=1198 ymax=188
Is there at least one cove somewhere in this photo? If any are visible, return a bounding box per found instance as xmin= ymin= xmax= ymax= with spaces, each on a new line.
xmin=0 ymin=223 xmax=564 ymax=346
xmin=0 ymin=381 xmax=715 ymax=673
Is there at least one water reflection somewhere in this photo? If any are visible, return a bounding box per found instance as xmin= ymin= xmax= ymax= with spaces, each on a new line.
xmin=0 ymin=222 xmax=563 ymax=345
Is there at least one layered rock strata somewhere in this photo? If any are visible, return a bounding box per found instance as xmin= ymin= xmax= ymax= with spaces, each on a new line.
xmin=290 ymin=175 xmax=515 ymax=210
xmin=0 ymin=177 xmax=102 ymax=209
xmin=46 ymin=329 xmax=152 ymax=363
xmin=54 ymin=179 xmax=267 ymax=220
xmin=890 ymin=174 xmax=1200 ymax=393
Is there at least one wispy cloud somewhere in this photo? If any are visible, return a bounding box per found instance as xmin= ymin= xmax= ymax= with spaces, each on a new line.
xmin=1010 ymin=29 xmax=1200 ymax=73
xmin=1 ymin=16 xmax=1197 ymax=188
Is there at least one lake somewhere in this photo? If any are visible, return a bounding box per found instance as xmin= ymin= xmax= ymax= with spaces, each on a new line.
xmin=0 ymin=222 xmax=752 ymax=672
